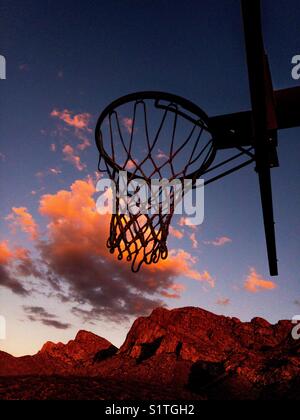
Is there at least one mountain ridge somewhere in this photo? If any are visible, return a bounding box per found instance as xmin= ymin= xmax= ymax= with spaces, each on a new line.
xmin=0 ymin=306 xmax=299 ymax=399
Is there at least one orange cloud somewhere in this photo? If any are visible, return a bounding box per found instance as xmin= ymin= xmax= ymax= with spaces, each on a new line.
xmin=37 ymin=179 xmax=209 ymax=319
xmin=204 ymin=236 xmax=232 ymax=247
xmin=150 ymin=249 xmax=214 ymax=288
xmin=63 ymin=145 xmax=86 ymax=171
xmin=195 ymin=270 xmax=215 ymax=288
xmin=0 ymin=241 xmax=13 ymax=264
xmin=6 ymin=207 xmax=38 ymax=240
xmin=51 ymin=109 xmax=91 ymax=131
xmin=169 ymin=226 xmax=184 ymax=239
xmin=161 ymin=283 xmax=186 ymax=298
xmin=244 ymin=268 xmax=277 ymax=293
xmin=0 ymin=241 xmax=35 ymax=295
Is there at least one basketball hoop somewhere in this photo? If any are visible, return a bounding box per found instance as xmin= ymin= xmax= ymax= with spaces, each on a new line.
xmin=95 ymin=91 xmax=217 ymax=272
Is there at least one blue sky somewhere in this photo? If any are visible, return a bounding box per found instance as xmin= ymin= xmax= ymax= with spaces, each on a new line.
xmin=0 ymin=0 xmax=299 ymax=356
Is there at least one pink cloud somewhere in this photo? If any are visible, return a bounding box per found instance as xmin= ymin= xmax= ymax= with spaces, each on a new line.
xmin=62 ymin=145 xmax=86 ymax=171
xmin=190 ymin=232 xmax=198 ymax=249
xmin=204 ymin=236 xmax=232 ymax=247
xmin=216 ymin=298 xmax=230 ymax=306
xmin=156 ymin=149 xmax=169 ymax=160
xmin=77 ymin=137 xmax=91 ymax=151
xmin=50 ymin=143 xmax=57 ymax=152
xmin=122 ymin=118 xmax=134 ymax=134
xmin=178 ymin=217 xmax=197 ymax=230
xmin=125 ymin=159 xmax=137 ymax=170
xmin=50 ymin=109 xmax=92 ymax=151
xmin=244 ymin=268 xmax=277 ymax=293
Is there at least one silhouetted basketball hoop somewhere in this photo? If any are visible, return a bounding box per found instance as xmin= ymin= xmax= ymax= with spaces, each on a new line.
xmin=95 ymin=92 xmax=217 ymax=271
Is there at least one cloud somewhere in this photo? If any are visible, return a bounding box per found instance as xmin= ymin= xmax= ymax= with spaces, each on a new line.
xmin=216 ymin=298 xmax=230 ymax=306
xmin=6 ymin=207 xmax=38 ymax=240
xmin=0 ymin=241 xmax=30 ymax=296
xmin=244 ymin=268 xmax=277 ymax=293
xmin=19 ymin=64 xmax=29 ymax=72
xmin=50 ymin=108 xmax=92 ymax=151
xmin=169 ymin=226 xmax=184 ymax=239
xmin=178 ymin=217 xmax=197 ymax=230
xmin=0 ymin=241 xmax=12 ymax=264
xmin=195 ymin=270 xmax=215 ymax=288
xmin=156 ymin=149 xmax=169 ymax=160
xmin=122 ymin=118 xmax=134 ymax=134
xmin=204 ymin=236 xmax=232 ymax=247
xmin=0 ymin=152 xmax=5 ymax=162
xmin=37 ymin=179 xmax=205 ymax=321
xmin=161 ymin=283 xmax=186 ymax=299
xmin=125 ymin=159 xmax=137 ymax=170
xmin=40 ymin=319 xmax=71 ymax=329
xmin=63 ymin=145 xmax=86 ymax=171
xmin=51 ymin=109 xmax=91 ymax=131
xmin=1 ymin=178 xmax=210 ymax=322
xmin=50 ymin=143 xmax=57 ymax=152
xmin=14 ymin=247 xmax=42 ymax=278
xmin=23 ymin=306 xmax=71 ymax=330
xmin=77 ymin=137 xmax=91 ymax=151
xmin=23 ymin=306 xmax=56 ymax=318
xmin=190 ymin=232 xmax=198 ymax=249
xmin=49 ymin=168 xmax=62 ymax=176
xmin=35 ymin=168 xmax=62 ymax=179
xmin=293 ymin=300 xmax=300 ymax=306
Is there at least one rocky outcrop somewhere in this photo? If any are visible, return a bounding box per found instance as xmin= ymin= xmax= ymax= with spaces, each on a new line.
xmin=39 ymin=330 xmax=114 ymax=366
xmin=119 ymin=307 xmax=294 ymax=363
xmin=0 ymin=330 xmax=115 ymax=376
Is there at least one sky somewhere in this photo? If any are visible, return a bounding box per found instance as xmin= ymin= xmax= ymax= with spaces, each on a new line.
xmin=0 ymin=0 xmax=299 ymax=356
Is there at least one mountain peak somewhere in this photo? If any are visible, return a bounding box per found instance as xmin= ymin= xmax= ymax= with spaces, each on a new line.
xmin=74 ymin=330 xmax=104 ymax=343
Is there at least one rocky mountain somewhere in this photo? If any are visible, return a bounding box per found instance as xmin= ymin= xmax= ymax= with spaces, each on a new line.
xmin=0 ymin=330 xmax=116 ymax=376
xmin=0 ymin=307 xmax=300 ymax=399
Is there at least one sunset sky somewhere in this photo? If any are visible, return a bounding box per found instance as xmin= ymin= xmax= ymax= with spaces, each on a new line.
xmin=0 ymin=0 xmax=300 ymax=356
